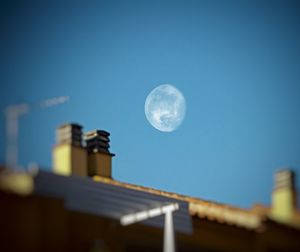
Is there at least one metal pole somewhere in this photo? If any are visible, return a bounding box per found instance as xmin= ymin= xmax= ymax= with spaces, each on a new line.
xmin=163 ymin=210 xmax=176 ymax=252
xmin=5 ymin=111 xmax=18 ymax=169
xmin=120 ymin=203 xmax=179 ymax=252
xmin=4 ymin=104 xmax=29 ymax=169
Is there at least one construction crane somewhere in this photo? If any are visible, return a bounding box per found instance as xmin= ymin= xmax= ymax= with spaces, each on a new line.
xmin=4 ymin=96 xmax=70 ymax=169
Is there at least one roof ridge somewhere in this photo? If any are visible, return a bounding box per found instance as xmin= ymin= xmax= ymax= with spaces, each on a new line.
xmin=92 ymin=176 xmax=257 ymax=213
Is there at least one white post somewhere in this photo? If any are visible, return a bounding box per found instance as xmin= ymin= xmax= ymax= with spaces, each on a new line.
xmin=5 ymin=110 xmax=18 ymax=169
xmin=120 ymin=203 xmax=179 ymax=252
xmin=5 ymin=104 xmax=29 ymax=169
xmin=163 ymin=210 xmax=175 ymax=252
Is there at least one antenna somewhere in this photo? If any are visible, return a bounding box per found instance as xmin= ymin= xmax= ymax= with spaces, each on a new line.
xmin=4 ymin=96 xmax=70 ymax=169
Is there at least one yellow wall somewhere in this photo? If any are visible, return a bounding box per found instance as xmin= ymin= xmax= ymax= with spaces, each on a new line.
xmin=271 ymin=188 xmax=296 ymax=222
xmin=53 ymin=144 xmax=87 ymax=177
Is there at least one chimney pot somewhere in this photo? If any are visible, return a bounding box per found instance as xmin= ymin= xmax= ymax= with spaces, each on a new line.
xmin=53 ymin=123 xmax=87 ymax=177
xmin=85 ymin=130 xmax=114 ymax=178
xmin=271 ymin=169 xmax=297 ymax=223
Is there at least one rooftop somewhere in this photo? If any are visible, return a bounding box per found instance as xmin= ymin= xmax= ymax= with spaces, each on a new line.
xmin=2 ymin=167 xmax=299 ymax=232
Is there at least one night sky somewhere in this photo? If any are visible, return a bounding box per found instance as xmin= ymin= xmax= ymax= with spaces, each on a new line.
xmin=1 ymin=0 xmax=300 ymax=208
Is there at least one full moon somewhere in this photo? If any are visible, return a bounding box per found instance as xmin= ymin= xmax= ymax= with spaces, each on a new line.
xmin=145 ymin=84 xmax=186 ymax=132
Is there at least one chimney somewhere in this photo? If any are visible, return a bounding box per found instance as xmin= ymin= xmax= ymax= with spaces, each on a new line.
xmin=85 ymin=130 xmax=115 ymax=178
xmin=53 ymin=123 xmax=87 ymax=176
xmin=271 ymin=169 xmax=297 ymax=222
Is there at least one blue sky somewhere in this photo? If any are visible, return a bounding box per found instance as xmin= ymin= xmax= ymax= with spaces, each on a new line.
xmin=1 ymin=0 xmax=300 ymax=208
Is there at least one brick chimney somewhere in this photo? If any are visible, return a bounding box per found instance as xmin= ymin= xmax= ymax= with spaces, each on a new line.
xmin=271 ymin=169 xmax=297 ymax=222
xmin=85 ymin=130 xmax=115 ymax=178
xmin=53 ymin=123 xmax=87 ymax=176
